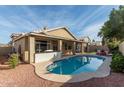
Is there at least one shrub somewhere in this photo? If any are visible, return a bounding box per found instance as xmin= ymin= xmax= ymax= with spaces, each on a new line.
xmin=8 ymin=54 xmax=19 ymax=68
xmin=107 ymin=42 xmax=119 ymax=53
xmin=110 ymin=52 xmax=124 ymax=72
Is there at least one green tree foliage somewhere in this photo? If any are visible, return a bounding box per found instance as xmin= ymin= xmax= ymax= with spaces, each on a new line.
xmin=110 ymin=52 xmax=124 ymax=72
xmin=98 ymin=6 xmax=124 ymax=52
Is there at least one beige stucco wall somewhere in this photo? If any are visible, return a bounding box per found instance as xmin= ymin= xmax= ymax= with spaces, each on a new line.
xmin=58 ymin=40 xmax=62 ymax=51
xmin=28 ymin=36 xmax=35 ymax=63
xmin=14 ymin=37 xmax=29 ymax=63
xmin=47 ymin=28 xmax=75 ymax=40
xmin=119 ymin=41 xmax=124 ymax=56
xmin=14 ymin=38 xmax=25 ymax=54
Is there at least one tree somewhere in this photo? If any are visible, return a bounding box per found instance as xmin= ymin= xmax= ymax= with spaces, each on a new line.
xmin=92 ymin=39 xmax=95 ymax=42
xmin=98 ymin=6 xmax=124 ymax=52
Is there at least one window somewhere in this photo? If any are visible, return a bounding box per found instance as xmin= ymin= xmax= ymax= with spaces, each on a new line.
xmin=64 ymin=42 xmax=68 ymax=50
xmin=68 ymin=45 xmax=72 ymax=50
xmin=52 ymin=41 xmax=58 ymax=51
xmin=64 ymin=42 xmax=72 ymax=50
xmin=35 ymin=40 xmax=48 ymax=53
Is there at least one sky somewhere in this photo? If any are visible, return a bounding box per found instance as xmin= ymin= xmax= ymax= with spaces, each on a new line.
xmin=0 ymin=5 xmax=119 ymax=44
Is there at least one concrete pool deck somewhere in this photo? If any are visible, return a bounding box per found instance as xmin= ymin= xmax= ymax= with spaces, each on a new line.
xmin=33 ymin=55 xmax=112 ymax=83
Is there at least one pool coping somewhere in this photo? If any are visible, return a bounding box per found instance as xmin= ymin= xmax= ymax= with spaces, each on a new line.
xmin=32 ymin=54 xmax=111 ymax=83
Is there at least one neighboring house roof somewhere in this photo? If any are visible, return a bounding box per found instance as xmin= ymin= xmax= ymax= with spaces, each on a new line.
xmin=11 ymin=26 xmax=79 ymax=42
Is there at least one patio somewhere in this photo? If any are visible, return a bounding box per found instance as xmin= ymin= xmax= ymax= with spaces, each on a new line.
xmin=0 ymin=63 xmax=124 ymax=87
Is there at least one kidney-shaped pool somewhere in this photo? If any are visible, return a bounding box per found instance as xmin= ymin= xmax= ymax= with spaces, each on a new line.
xmin=47 ymin=55 xmax=105 ymax=75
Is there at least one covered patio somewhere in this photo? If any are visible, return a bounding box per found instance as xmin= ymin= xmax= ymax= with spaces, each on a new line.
xmin=28 ymin=33 xmax=84 ymax=63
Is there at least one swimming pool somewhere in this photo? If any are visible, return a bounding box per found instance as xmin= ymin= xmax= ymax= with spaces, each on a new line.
xmin=47 ymin=55 xmax=105 ymax=75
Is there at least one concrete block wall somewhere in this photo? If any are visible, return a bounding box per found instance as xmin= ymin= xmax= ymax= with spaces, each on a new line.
xmin=0 ymin=45 xmax=12 ymax=56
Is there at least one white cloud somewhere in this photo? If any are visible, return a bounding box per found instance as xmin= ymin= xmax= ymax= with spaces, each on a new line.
xmin=72 ymin=6 xmax=106 ymax=27
xmin=9 ymin=16 xmax=37 ymax=31
xmin=0 ymin=16 xmax=16 ymax=28
xmin=20 ymin=6 xmax=41 ymax=28
xmin=72 ymin=6 xmax=119 ymax=30
xmin=80 ymin=22 xmax=104 ymax=41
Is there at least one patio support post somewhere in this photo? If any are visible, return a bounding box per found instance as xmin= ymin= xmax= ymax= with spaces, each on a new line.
xmin=49 ymin=40 xmax=53 ymax=50
xmin=81 ymin=42 xmax=84 ymax=53
xmin=58 ymin=40 xmax=62 ymax=51
xmin=73 ymin=42 xmax=76 ymax=55
xmin=28 ymin=36 xmax=35 ymax=63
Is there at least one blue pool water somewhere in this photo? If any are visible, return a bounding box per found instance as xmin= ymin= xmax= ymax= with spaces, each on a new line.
xmin=47 ymin=55 xmax=105 ymax=75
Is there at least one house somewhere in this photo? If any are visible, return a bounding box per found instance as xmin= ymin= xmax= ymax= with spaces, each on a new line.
xmin=79 ymin=36 xmax=91 ymax=45
xmin=79 ymin=36 xmax=91 ymax=52
xmin=11 ymin=27 xmax=85 ymax=63
xmin=91 ymin=41 xmax=102 ymax=46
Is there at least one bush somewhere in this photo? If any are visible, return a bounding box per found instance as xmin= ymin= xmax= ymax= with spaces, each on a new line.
xmin=110 ymin=52 xmax=124 ymax=72
xmin=8 ymin=54 xmax=19 ymax=68
xmin=107 ymin=42 xmax=119 ymax=53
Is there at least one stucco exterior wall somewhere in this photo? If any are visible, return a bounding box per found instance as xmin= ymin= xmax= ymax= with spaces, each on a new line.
xmin=119 ymin=41 xmax=124 ymax=56
xmin=28 ymin=36 xmax=35 ymax=63
xmin=14 ymin=37 xmax=29 ymax=63
xmin=47 ymin=28 xmax=75 ymax=40
xmin=35 ymin=52 xmax=62 ymax=63
xmin=14 ymin=38 xmax=25 ymax=54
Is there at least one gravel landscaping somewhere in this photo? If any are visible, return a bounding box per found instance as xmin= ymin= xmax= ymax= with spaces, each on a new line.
xmin=0 ymin=64 xmax=124 ymax=87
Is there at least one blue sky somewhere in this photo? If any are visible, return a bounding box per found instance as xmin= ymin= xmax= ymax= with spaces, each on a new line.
xmin=0 ymin=5 xmax=119 ymax=44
